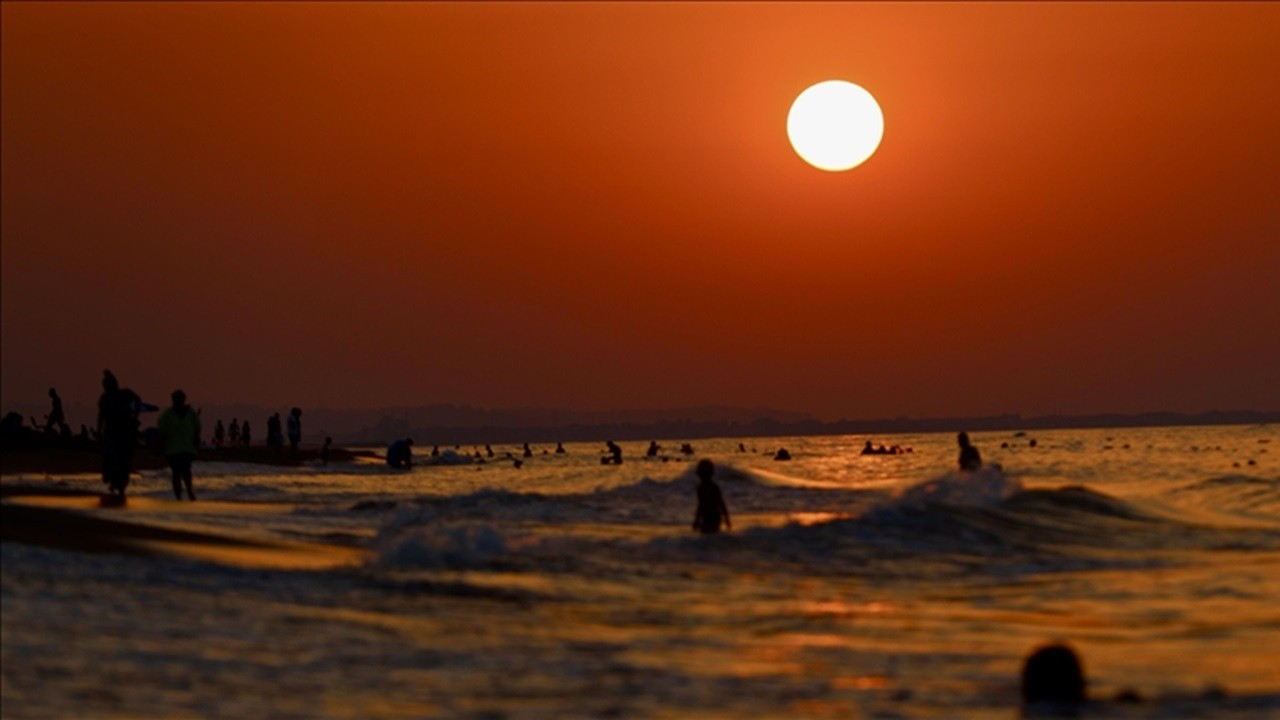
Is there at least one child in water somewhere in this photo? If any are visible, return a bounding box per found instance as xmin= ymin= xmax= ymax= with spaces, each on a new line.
xmin=692 ymin=459 xmax=731 ymax=534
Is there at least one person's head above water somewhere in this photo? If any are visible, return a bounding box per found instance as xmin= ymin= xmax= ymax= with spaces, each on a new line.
xmin=696 ymin=459 xmax=715 ymax=482
xmin=1021 ymin=642 xmax=1086 ymax=707
xmin=171 ymin=389 xmax=186 ymax=408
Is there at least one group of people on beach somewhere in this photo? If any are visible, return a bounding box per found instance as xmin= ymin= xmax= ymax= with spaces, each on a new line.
xmin=204 ymin=409 xmax=307 ymax=457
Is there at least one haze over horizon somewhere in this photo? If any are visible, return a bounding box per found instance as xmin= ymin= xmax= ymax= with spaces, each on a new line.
xmin=4 ymin=3 xmax=1278 ymax=420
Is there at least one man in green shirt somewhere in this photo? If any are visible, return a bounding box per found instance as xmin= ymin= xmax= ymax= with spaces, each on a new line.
xmin=157 ymin=390 xmax=201 ymax=501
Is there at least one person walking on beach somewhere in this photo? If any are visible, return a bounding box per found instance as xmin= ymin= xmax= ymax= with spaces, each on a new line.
xmin=213 ymin=419 xmax=225 ymax=448
xmin=958 ymin=432 xmax=982 ymax=471
xmin=241 ymin=420 xmax=252 ymax=447
xmin=96 ymin=370 xmax=141 ymax=496
xmin=287 ymin=407 xmax=302 ymax=455
xmin=228 ymin=418 xmax=240 ymax=446
xmin=157 ymin=389 xmax=201 ymax=501
xmin=692 ymin=459 xmax=731 ymax=534
xmin=46 ymin=387 xmax=65 ymax=431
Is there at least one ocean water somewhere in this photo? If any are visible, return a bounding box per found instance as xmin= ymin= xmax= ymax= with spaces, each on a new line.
xmin=3 ymin=425 xmax=1279 ymax=719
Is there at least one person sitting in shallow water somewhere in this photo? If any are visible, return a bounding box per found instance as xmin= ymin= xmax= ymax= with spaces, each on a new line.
xmin=692 ymin=459 xmax=731 ymax=534
xmin=387 ymin=438 xmax=414 ymax=469
xmin=957 ymin=431 xmax=982 ymax=471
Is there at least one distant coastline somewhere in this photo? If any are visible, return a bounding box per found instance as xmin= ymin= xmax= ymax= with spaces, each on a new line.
xmin=338 ymin=409 xmax=1277 ymax=447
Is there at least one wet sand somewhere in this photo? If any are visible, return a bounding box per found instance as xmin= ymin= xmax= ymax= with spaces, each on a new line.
xmin=1 ymin=491 xmax=368 ymax=570
xmin=0 ymin=444 xmax=375 ymax=475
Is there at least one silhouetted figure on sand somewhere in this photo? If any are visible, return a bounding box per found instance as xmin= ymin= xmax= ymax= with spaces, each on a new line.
xmin=266 ymin=413 xmax=282 ymax=450
xmin=603 ymin=440 xmax=623 ymax=465
xmin=522 ymin=443 xmax=533 ymax=458
xmin=432 ymin=444 xmax=440 ymax=457
xmin=1021 ymin=642 xmax=1085 ymax=710
xmin=97 ymin=370 xmax=141 ymax=497
xmin=321 ymin=436 xmax=332 ymax=466
xmin=646 ymin=441 xmax=660 ymax=458
xmin=47 ymin=387 xmax=65 ymax=429
xmin=228 ymin=419 xmax=240 ymax=446
xmin=213 ymin=419 xmax=225 ymax=448
xmin=958 ymin=432 xmax=982 ymax=471
xmin=157 ymin=389 xmax=201 ymax=501
xmin=692 ymin=459 xmax=731 ymax=534
xmin=555 ymin=442 xmax=566 ymax=455
xmin=387 ymin=438 xmax=414 ymax=469
xmin=241 ymin=420 xmax=252 ymax=447
xmin=287 ymin=407 xmax=302 ymax=454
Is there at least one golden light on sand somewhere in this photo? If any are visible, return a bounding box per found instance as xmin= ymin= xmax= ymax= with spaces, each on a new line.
xmin=787 ymin=80 xmax=884 ymax=171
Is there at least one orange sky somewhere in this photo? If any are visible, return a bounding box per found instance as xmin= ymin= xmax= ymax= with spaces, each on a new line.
xmin=3 ymin=2 xmax=1278 ymax=420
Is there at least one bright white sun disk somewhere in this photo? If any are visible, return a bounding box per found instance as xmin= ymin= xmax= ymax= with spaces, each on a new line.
xmin=787 ymin=80 xmax=884 ymax=172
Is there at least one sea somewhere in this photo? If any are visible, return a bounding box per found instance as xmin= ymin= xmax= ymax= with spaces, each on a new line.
xmin=2 ymin=425 xmax=1279 ymax=719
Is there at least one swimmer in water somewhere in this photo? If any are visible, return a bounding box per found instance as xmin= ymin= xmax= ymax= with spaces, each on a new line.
xmin=692 ymin=459 xmax=731 ymax=534
xmin=958 ymin=431 xmax=982 ymax=471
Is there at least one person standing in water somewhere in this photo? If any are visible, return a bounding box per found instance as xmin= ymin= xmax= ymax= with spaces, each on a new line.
xmin=692 ymin=459 xmax=731 ymax=534
xmin=96 ymin=370 xmax=141 ymax=496
xmin=157 ymin=389 xmax=201 ymax=500
xmin=957 ymin=431 xmax=982 ymax=471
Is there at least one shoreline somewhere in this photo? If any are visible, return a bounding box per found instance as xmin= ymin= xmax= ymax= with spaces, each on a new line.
xmin=0 ymin=445 xmax=378 ymax=476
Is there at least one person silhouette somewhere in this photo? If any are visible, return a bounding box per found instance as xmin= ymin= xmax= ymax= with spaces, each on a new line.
xmin=861 ymin=440 xmax=875 ymax=455
xmin=321 ymin=436 xmax=332 ymax=466
xmin=241 ymin=420 xmax=252 ymax=447
xmin=157 ymin=389 xmax=201 ymax=500
xmin=522 ymin=442 xmax=533 ymax=458
xmin=605 ymin=440 xmax=623 ymax=465
xmin=228 ymin=418 xmax=240 ymax=447
xmin=47 ymin=387 xmax=65 ymax=430
xmin=96 ymin=370 xmax=141 ymax=496
xmin=387 ymin=438 xmax=414 ymax=469
xmin=555 ymin=442 xmax=566 ymax=455
xmin=692 ymin=459 xmax=731 ymax=534
xmin=1021 ymin=642 xmax=1086 ymax=708
xmin=213 ymin=419 xmax=225 ymax=448
xmin=646 ymin=441 xmax=660 ymax=458
xmin=266 ymin=413 xmax=282 ymax=450
xmin=287 ymin=407 xmax=302 ymax=454
xmin=958 ymin=431 xmax=982 ymax=471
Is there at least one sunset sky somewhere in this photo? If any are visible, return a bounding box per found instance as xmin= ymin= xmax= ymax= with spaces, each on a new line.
xmin=3 ymin=2 xmax=1278 ymax=421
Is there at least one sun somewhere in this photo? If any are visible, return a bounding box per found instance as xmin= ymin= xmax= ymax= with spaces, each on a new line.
xmin=787 ymin=80 xmax=884 ymax=172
